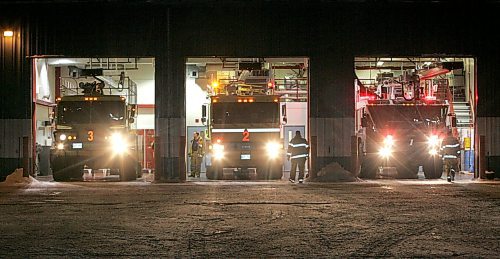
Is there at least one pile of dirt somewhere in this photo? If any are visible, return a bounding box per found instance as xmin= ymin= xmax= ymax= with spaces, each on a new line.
xmin=308 ymin=162 xmax=360 ymax=182
xmin=0 ymin=169 xmax=38 ymax=187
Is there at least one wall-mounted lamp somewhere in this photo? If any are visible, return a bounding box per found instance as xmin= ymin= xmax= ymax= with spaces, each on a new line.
xmin=3 ymin=30 xmax=14 ymax=37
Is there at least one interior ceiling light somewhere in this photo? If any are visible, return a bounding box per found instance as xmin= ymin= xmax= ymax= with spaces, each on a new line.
xmin=376 ymin=61 xmax=384 ymax=66
xmin=3 ymin=31 xmax=14 ymax=37
xmin=49 ymin=59 xmax=78 ymax=65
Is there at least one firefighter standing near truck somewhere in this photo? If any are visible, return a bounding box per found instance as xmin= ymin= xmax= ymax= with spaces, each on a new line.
xmin=441 ymin=130 xmax=460 ymax=182
xmin=189 ymin=132 xmax=204 ymax=178
xmin=287 ymin=131 xmax=309 ymax=183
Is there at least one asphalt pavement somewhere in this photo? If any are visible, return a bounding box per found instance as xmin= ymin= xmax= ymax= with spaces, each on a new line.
xmin=1 ymin=176 xmax=499 ymax=258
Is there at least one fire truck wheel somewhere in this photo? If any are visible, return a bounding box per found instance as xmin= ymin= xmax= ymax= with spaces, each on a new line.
xmin=52 ymin=171 xmax=67 ymax=182
xmin=206 ymin=167 xmax=214 ymax=179
xmin=256 ymin=167 xmax=267 ymax=180
xmin=360 ymin=155 xmax=378 ymax=179
xmin=268 ymin=165 xmax=283 ymax=180
xmin=424 ymin=159 xmax=443 ymax=179
xmin=206 ymin=166 xmax=222 ymax=180
xmin=136 ymin=162 xmax=142 ymax=178
xmin=52 ymin=160 xmax=83 ymax=181
xmin=53 ymin=168 xmax=83 ymax=182
xmin=120 ymin=159 xmax=138 ymax=181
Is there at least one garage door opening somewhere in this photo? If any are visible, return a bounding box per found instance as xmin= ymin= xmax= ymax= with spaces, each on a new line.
xmin=185 ymin=57 xmax=309 ymax=181
xmin=354 ymin=56 xmax=476 ymax=180
xmin=33 ymin=57 xmax=155 ymax=181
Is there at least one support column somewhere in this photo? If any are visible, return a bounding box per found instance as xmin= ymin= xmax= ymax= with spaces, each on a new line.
xmin=310 ymin=117 xmax=354 ymax=175
xmin=153 ymin=9 xmax=187 ymax=182
xmin=308 ymin=52 xmax=355 ymax=177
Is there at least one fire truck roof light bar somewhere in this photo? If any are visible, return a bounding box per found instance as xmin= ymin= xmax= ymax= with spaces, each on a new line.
xmin=212 ymin=128 xmax=280 ymax=133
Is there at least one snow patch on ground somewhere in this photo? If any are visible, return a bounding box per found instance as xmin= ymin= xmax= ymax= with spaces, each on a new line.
xmin=308 ymin=162 xmax=360 ymax=182
xmin=0 ymin=169 xmax=36 ymax=186
xmin=0 ymin=169 xmax=58 ymax=188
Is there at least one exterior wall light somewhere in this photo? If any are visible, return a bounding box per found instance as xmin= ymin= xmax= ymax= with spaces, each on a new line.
xmin=3 ymin=30 xmax=14 ymax=37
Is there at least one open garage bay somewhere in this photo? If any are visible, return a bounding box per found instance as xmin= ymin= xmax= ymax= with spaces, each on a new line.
xmin=1 ymin=180 xmax=499 ymax=257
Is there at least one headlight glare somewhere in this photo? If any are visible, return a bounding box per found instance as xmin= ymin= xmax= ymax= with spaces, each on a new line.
xmin=59 ymin=134 xmax=67 ymax=141
xmin=266 ymin=142 xmax=281 ymax=159
xmin=378 ymin=146 xmax=392 ymax=158
xmin=212 ymin=143 xmax=224 ymax=160
xmin=427 ymin=135 xmax=440 ymax=147
xmin=110 ymin=133 xmax=128 ymax=154
xmin=57 ymin=143 xmax=64 ymax=150
xmin=383 ymin=135 xmax=394 ymax=147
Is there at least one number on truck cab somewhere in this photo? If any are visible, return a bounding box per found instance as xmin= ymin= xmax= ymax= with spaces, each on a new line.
xmin=242 ymin=130 xmax=250 ymax=142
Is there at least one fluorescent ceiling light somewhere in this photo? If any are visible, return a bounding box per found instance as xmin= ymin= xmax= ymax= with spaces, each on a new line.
xmin=423 ymin=61 xmax=432 ymax=66
xmin=49 ymin=59 xmax=78 ymax=65
xmin=376 ymin=61 xmax=384 ymax=66
xmin=3 ymin=31 xmax=13 ymax=37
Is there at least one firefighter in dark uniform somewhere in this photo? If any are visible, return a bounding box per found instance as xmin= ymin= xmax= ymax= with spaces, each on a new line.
xmin=441 ymin=130 xmax=460 ymax=182
xmin=287 ymin=131 xmax=309 ymax=183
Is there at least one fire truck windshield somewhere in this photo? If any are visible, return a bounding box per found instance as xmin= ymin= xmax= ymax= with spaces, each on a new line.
xmin=212 ymin=102 xmax=279 ymax=125
xmin=57 ymin=101 xmax=125 ymax=125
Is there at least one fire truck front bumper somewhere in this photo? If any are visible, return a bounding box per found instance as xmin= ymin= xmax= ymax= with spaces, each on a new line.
xmin=50 ymin=149 xmax=134 ymax=170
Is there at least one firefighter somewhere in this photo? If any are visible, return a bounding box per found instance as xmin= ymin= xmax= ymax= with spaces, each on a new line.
xmin=189 ymin=132 xmax=204 ymax=178
xmin=287 ymin=131 xmax=309 ymax=183
xmin=441 ymin=130 xmax=460 ymax=182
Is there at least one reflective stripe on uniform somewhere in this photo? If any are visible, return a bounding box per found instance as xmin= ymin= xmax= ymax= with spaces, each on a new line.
xmin=443 ymin=143 xmax=460 ymax=148
xmin=291 ymin=154 xmax=308 ymax=159
xmin=443 ymin=155 xmax=458 ymax=159
xmin=288 ymin=143 xmax=309 ymax=148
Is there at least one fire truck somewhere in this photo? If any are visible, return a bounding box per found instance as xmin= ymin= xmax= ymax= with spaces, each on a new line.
xmin=357 ymin=68 xmax=456 ymax=179
xmin=50 ymin=76 xmax=139 ymax=181
xmin=202 ymin=67 xmax=284 ymax=180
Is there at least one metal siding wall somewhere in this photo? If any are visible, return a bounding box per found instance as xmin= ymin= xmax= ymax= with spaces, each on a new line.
xmin=0 ymin=14 xmax=33 ymax=176
xmin=477 ymin=52 xmax=500 ymax=117
xmin=2 ymin=2 xmax=500 ymax=178
xmin=477 ymin=117 xmax=500 ymax=157
xmin=310 ymin=118 xmax=354 ymax=170
xmin=33 ymin=5 xmax=158 ymax=57
xmin=0 ymin=119 xmax=32 ymax=176
xmin=0 ymin=119 xmax=31 ymax=158
xmin=0 ymin=18 xmax=31 ymax=120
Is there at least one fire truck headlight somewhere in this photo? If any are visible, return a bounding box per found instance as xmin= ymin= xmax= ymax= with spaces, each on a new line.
xmin=59 ymin=134 xmax=67 ymax=141
xmin=428 ymin=148 xmax=438 ymax=156
xmin=383 ymin=135 xmax=394 ymax=147
xmin=212 ymin=143 xmax=224 ymax=160
xmin=378 ymin=146 xmax=392 ymax=158
xmin=57 ymin=143 xmax=65 ymax=150
xmin=266 ymin=142 xmax=281 ymax=159
xmin=111 ymin=133 xmax=128 ymax=154
xmin=427 ymin=135 xmax=440 ymax=147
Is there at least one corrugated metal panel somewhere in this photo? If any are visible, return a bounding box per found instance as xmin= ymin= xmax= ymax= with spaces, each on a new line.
xmin=25 ymin=5 xmax=160 ymax=57
xmin=311 ymin=118 xmax=353 ymax=158
xmin=2 ymin=2 xmax=500 ymax=178
xmin=0 ymin=119 xmax=31 ymax=158
xmin=477 ymin=117 xmax=500 ymax=156
xmin=0 ymin=18 xmax=31 ymax=120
